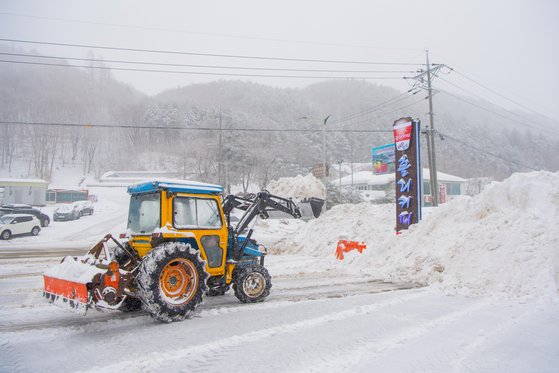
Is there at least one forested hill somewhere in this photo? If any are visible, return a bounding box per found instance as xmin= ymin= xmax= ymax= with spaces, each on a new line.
xmin=1 ymin=44 xmax=557 ymax=184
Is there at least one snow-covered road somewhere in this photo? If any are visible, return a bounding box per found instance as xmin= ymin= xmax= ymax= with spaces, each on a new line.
xmin=1 ymin=254 xmax=557 ymax=373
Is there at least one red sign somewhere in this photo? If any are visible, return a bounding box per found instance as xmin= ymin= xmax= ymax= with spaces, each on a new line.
xmin=393 ymin=119 xmax=413 ymax=151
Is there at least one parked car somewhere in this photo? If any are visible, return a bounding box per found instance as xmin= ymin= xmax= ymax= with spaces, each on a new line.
xmin=0 ymin=214 xmax=41 ymax=239
xmin=76 ymin=200 xmax=94 ymax=216
xmin=53 ymin=203 xmax=81 ymax=221
xmin=0 ymin=205 xmax=50 ymax=227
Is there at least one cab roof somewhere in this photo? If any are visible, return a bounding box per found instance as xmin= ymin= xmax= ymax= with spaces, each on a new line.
xmin=127 ymin=179 xmax=223 ymax=195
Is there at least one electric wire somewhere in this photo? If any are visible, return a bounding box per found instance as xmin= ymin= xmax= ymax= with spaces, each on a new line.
xmin=431 ymin=51 xmax=557 ymax=124
xmin=0 ymin=52 xmax=417 ymax=74
xmin=0 ymin=120 xmax=392 ymax=133
xmin=0 ymin=38 xmax=423 ymax=66
xmin=439 ymin=132 xmax=539 ymax=171
xmin=436 ymin=87 xmax=559 ymax=135
xmin=331 ymin=89 xmax=419 ymax=127
xmin=438 ymin=76 xmax=538 ymax=124
xmin=332 ymin=93 xmax=426 ymax=129
xmin=0 ymin=12 xmax=423 ymax=52
xmin=0 ymin=59 xmax=408 ymax=80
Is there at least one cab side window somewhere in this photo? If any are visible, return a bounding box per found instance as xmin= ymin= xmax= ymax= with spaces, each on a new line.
xmin=174 ymin=197 xmax=222 ymax=229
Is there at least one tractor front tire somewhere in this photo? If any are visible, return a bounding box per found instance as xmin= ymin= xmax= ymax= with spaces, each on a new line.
xmin=137 ymin=242 xmax=209 ymax=322
xmin=233 ymin=264 xmax=271 ymax=303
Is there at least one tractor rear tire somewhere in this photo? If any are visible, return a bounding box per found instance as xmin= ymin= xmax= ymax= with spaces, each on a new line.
xmin=137 ymin=242 xmax=209 ymax=322
xmin=233 ymin=264 xmax=271 ymax=303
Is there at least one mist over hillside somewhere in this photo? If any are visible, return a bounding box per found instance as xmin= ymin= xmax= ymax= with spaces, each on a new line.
xmin=1 ymin=44 xmax=557 ymax=186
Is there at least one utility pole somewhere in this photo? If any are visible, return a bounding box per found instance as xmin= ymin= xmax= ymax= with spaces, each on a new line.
xmin=323 ymin=115 xmax=330 ymax=210
xmin=337 ymin=160 xmax=343 ymax=203
xmin=425 ymin=50 xmax=439 ymax=207
xmin=406 ymin=50 xmax=446 ymax=207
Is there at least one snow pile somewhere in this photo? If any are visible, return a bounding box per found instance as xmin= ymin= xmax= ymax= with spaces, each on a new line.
xmin=279 ymin=171 xmax=559 ymax=299
xmin=267 ymin=173 xmax=326 ymax=200
xmin=43 ymin=256 xmax=105 ymax=283
xmin=276 ymin=203 xmax=394 ymax=255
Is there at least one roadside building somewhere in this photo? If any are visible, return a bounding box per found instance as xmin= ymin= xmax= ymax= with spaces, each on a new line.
xmin=0 ymin=179 xmax=48 ymax=206
xmin=46 ymin=189 xmax=89 ymax=204
xmin=340 ymin=169 xmax=467 ymax=205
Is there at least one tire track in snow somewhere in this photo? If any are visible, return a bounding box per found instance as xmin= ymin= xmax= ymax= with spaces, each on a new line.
xmin=77 ymin=290 xmax=430 ymax=373
xmin=0 ymin=281 xmax=419 ymax=332
xmin=291 ymin=297 xmax=495 ymax=372
xmin=449 ymin=309 xmax=533 ymax=373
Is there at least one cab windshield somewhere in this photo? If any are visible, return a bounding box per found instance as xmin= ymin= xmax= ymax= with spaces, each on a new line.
xmin=127 ymin=193 xmax=160 ymax=234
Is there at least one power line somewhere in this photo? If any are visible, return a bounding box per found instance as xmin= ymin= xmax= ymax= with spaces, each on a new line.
xmin=0 ymin=12 xmax=423 ymax=53
xmin=0 ymin=59 xmax=409 ymax=80
xmin=430 ymin=51 xmax=557 ymax=124
xmin=0 ymin=52 xmax=417 ymax=74
xmin=381 ymin=96 xmax=427 ymax=116
xmin=437 ymin=76 xmax=537 ymax=124
xmin=0 ymin=120 xmax=392 ymax=133
xmin=337 ymin=96 xmax=427 ymax=128
xmin=437 ymin=87 xmax=559 ymax=135
xmin=332 ymin=89 xmax=419 ymax=127
xmin=0 ymin=38 xmax=423 ymax=66
xmin=439 ymin=132 xmax=539 ymax=171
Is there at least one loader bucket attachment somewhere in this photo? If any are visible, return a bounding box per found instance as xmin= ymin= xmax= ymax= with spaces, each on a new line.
xmin=298 ymin=197 xmax=324 ymax=219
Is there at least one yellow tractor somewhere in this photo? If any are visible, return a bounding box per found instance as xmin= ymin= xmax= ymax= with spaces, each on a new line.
xmin=43 ymin=180 xmax=316 ymax=322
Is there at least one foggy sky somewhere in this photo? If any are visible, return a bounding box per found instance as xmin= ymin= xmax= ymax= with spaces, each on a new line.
xmin=1 ymin=0 xmax=558 ymax=119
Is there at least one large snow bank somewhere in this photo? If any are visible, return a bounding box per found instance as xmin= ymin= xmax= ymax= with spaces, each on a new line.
xmin=278 ymin=171 xmax=559 ymax=299
xmin=267 ymin=173 xmax=326 ymax=200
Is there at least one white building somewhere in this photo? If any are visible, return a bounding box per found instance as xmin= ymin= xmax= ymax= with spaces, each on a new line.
xmin=339 ymin=169 xmax=467 ymax=205
xmin=0 ymin=179 xmax=48 ymax=206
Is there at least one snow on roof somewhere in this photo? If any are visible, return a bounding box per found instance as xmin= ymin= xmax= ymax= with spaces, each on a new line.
xmin=128 ymin=178 xmax=223 ymax=195
xmin=0 ymin=178 xmax=48 ymax=185
xmin=340 ymin=169 xmax=466 ymax=186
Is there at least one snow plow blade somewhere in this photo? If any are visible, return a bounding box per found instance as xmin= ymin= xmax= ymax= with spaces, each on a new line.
xmin=43 ymin=234 xmax=137 ymax=315
xmin=43 ymin=255 xmax=105 ymax=315
xmin=43 ymin=271 xmax=90 ymax=315
xmin=43 ymin=235 xmax=120 ymax=314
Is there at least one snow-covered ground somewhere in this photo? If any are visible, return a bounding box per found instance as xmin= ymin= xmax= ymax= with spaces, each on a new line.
xmin=0 ymin=170 xmax=558 ymax=372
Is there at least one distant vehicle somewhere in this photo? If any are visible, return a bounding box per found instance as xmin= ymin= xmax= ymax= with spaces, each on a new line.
xmin=53 ymin=203 xmax=81 ymax=221
xmin=0 ymin=214 xmax=41 ymax=239
xmin=76 ymin=200 xmax=94 ymax=216
xmin=0 ymin=205 xmax=50 ymax=227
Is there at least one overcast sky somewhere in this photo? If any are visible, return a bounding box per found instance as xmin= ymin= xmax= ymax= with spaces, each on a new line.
xmin=1 ymin=0 xmax=558 ymax=119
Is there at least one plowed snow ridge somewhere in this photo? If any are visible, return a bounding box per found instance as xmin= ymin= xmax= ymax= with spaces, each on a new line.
xmin=279 ymin=171 xmax=559 ymax=299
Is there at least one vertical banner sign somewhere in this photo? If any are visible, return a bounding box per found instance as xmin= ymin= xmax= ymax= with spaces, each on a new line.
xmin=393 ymin=117 xmax=422 ymax=232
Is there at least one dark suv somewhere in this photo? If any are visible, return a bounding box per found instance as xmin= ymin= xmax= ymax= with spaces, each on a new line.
xmin=0 ymin=204 xmax=51 ymax=227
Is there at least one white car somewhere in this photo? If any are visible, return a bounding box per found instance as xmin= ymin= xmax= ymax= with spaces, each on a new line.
xmin=0 ymin=214 xmax=41 ymax=240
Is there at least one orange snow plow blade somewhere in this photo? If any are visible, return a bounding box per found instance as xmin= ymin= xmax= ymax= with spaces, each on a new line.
xmin=43 ymin=234 xmax=133 ymax=315
xmin=335 ymin=240 xmax=367 ymax=260
xmin=43 ymin=274 xmax=90 ymax=314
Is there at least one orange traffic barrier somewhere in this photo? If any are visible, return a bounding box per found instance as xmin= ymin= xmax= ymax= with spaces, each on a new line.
xmin=335 ymin=240 xmax=367 ymax=260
